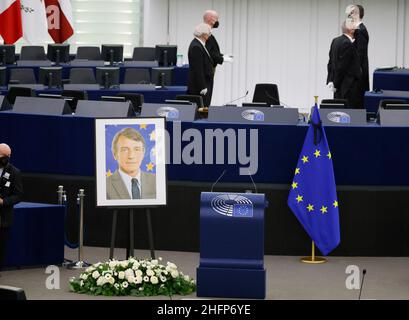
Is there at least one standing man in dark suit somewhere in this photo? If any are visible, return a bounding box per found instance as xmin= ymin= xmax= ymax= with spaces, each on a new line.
xmin=203 ymin=10 xmax=233 ymax=72
xmin=187 ymin=23 xmax=214 ymax=107
xmin=327 ymin=21 xmax=363 ymax=108
xmin=0 ymin=143 xmax=23 ymax=273
xmin=347 ymin=4 xmax=370 ymax=92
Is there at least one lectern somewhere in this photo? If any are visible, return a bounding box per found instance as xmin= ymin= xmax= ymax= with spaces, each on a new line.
xmin=197 ymin=192 xmax=267 ymax=299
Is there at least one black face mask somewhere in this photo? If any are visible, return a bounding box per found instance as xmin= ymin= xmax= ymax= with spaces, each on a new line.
xmin=0 ymin=156 xmax=9 ymax=168
xmin=213 ymin=21 xmax=219 ymax=28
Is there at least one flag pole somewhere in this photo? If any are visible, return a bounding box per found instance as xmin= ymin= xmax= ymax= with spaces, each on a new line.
xmin=301 ymin=242 xmax=327 ymax=264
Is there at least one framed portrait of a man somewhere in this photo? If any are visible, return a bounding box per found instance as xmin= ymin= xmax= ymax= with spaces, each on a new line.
xmin=95 ymin=118 xmax=167 ymax=207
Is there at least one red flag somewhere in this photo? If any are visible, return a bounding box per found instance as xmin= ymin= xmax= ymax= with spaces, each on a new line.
xmin=0 ymin=0 xmax=23 ymax=44
xmin=45 ymin=0 xmax=74 ymax=43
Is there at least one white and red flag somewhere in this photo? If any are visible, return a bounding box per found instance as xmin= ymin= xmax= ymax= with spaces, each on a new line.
xmin=0 ymin=0 xmax=23 ymax=44
xmin=45 ymin=0 xmax=74 ymax=43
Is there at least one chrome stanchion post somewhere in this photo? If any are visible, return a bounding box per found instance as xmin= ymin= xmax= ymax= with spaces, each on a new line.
xmin=57 ymin=185 xmax=64 ymax=205
xmin=67 ymin=188 xmax=90 ymax=269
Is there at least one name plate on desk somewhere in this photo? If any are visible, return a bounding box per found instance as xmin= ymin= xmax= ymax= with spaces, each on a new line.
xmin=17 ymin=60 xmax=52 ymax=67
xmin=119 ymin=84 xmax=156 ymax=91
xmin=207 ymin=106 xmax=299 ymax=124
xmin=12 ymin=96 xmax=72 ymax=115
xmin=319 ymin=108 xmax=367 ymax=126
xmin=63 ymin=84 xmax=100 ymax=90
xmin=70 ymin=60 xmax=105 ymax=67
xmin=378 ymin=109 xmax=409 ymax=126
xmin=123 ymin=61 xmax=159 ymax=67
xmin=8 ymin=84 xmax=45 ymax=90
xmin=141 ymin=102 xmax=197 ymax=121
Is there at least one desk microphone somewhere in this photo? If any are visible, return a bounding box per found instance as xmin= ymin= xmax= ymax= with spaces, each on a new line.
xmin=211 ymin=170 xmax=227 ymax=192
xmin=224 ymin=90 xmax=249 ymax=106
xmin=248 ymin=169 xmax=258 ymax=194
xmin=264 ymin=90 xmax=291 ymax=108
xmin=358 ymin=269 xmax=367 ymax=300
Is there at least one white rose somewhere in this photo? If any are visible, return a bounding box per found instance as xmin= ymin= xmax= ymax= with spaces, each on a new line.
xmin=160 ymin=276 xmax=167 ymax=283
xmin=146 ymin=269 xmax=155 ymax=277
xmin=167 ymin=262 xmax=177 ymax=269
xmin=109 ymin=261 xmax=117 ymax=269
xmin=126 ymin=275 xmax=135 ymax=284
xmin=158 ymin=257 xmax=163 ymax=261
xmin=163 ymin=270 xmax=168 ymax=275
xmin=183 ymin=275 xmax=190 ymax=282
xmin=139 ymin=287 xmax=144 ymax=291
xmin=114 ymin=283 xmax=120 ymax=289
xmin=85 ymin=267 xmax=95 ymax=273
xmin=120 ymin=261 xmax=128 ymax=268
xmin=122 ymin=281 xmax=129 ymax=288
xmin=171 ymin=270 xmax=179 ymax=278
xmin=109 ymin=277 xmax=115 ymax=285
xmin=92 ymin=271 xmax=100 ymax=279
xmin=135 ymin=276 xmax=143 ymax=284
xmin=150 ymin=276 xmax=159 ymax=284
xmin=80 ymin=280 xmax=84 ymax=287
xmin=143 ymin=276 xmax=149 ymax=282
xmin=96 ymin=276 xmax=106 ymax=286
xmin=151 ymin=259 xmax=158 ymax=266
xmin=132 ymin=262 xmax=140 ymax=270
xmin=124 ymin=269 xmax=134 ymax=278
xmin=118 ymin=271 xmax=125 ymax=280
xmin=135 ymin=270 xmax=143 ymax=277
xmin=104 ymin=273 xmax=112 ymax=280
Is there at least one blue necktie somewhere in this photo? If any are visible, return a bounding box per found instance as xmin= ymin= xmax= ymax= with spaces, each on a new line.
xmin=131 ymin=178 xmax=141 ymax=199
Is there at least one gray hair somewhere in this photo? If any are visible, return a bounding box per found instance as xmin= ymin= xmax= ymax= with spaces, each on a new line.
xmin=193 ymin=23 xmax=211 ymax=37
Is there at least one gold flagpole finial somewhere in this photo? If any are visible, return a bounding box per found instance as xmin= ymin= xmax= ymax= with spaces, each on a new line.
xmin=314 ymin=96 xmax=319 ymax=105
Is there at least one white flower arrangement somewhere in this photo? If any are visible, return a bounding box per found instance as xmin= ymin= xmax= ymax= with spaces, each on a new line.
xmin=69 ymin=257 xmax=196 ymax=297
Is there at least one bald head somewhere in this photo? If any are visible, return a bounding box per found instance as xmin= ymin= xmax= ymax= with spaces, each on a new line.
xmin=203 ymin=10 xmax=219 ymax=28
xmin=0 ymin=143 xmax=11 ymax=157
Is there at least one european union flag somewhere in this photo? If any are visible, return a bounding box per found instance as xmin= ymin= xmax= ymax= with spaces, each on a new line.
xmin=288 ymin=104 xmax=340 ymax=255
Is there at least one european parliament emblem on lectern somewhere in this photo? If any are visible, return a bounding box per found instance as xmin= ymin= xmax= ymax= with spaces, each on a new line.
xmin=197 ymin=192 xmax=267 ymax=299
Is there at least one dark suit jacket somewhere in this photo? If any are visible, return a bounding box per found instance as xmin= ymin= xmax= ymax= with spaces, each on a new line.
xmin=328 ymin=35 xmax=362 ymax=96
xmin=0 ymin=163 xmax=23 ymax=228
xmin=205 ymin=34 xmax=223 ymax=67
xmin=355 ymin=23 xmax=370 ymax=91
xmin=106 ymin=170 xmax=156 ymax=200
xmin=187 ymin=38 xmax=214 ymax=107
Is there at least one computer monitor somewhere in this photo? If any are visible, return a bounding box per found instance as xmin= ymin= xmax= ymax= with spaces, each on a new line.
xmin=96 ymin=67 xmax=120 ymax=89
xmin=101 ymin=96 xmax=126 ymax=103
xmin=242 ymin=102 xmax=269 ymax=107
xmin=151 ymin=67 xmax=173 ymax=87
xmin=0 ymin=67 xmax=6 ymax=87
xmin=165 ymin=99 xmax=193 ymax=105
xmin=47 ymin=44 xmax=70 ymax=65
xmin=0 ymin=45 xmax=16 ymax=65
xmin=155 ymin=45 xmax=177 ymax=67
xmin=320 ymin=103 xmax=347 ymax=109
xmin=383 ymin=103 xmax=409 ymax=110
xmin=101 ymin=45 xmax=124 ymax=65
xmin=39 ymin=67 xmax=63 ymax=88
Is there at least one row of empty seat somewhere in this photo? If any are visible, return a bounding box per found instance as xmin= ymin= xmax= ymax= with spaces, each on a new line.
xmin=0 ymin=44 xmax=178 ymax=66
xmin=0 ymin=67 xmax=174 ymax=88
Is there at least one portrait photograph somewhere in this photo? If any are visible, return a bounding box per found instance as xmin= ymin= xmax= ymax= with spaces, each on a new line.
xmin=95 ymin=118 xmax=167 ymax=207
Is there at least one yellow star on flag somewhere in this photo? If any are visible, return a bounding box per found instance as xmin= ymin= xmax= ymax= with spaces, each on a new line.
xmin=106 ymin=170 xmax=113 ymax=177
xmin=314 ymin=149 xmax=321 ymax=158
xmin=327 ymin=152 xmax=332 ymax=159
xmin=146 ymin=162 xmax=155 ymax=171
xmin=296 ymin=195 xmax=303 ymax=203
xmin=333 ymin=200 xmax=339 ymax=208
xmin=140 ymin=124 xmax=147 ymax=130
xmin=302 ymin=156 xmax=309 ymax=164
xmin=292 ymin=182 xmax=298 ymax=190
xmin=320 ymin=206 xmax=328 ymax=214
xmin=149 ymin=130 xmax=156 ymax=141
xmin=307 ymin=204 xmax=314 ymax=212
xmin=295 ymin=168 xmax=300 ymax=175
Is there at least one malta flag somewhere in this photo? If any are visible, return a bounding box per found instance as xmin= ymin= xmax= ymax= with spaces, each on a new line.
xmin=20 ymin=0 xmax=50 ymax=44
xmin=0 ymin=0 xmax=23 ymax=44
xmin=45 ymin=0 xmax=74 ymax=43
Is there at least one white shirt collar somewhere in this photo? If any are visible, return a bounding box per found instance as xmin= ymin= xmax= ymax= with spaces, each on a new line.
xmin=195 ymin=36 xmax=206 ymax=47
xmin=118 ymin=169 xmax=142 ymax=198
xmin=344 ymin=33 xmax=355 ymax=43
xmin=0 ymin=167 xmax=3 ymax=177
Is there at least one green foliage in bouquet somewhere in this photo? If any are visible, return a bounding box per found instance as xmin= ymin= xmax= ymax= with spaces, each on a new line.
xmin=69 ymin=257 xmax=196 ymax=297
